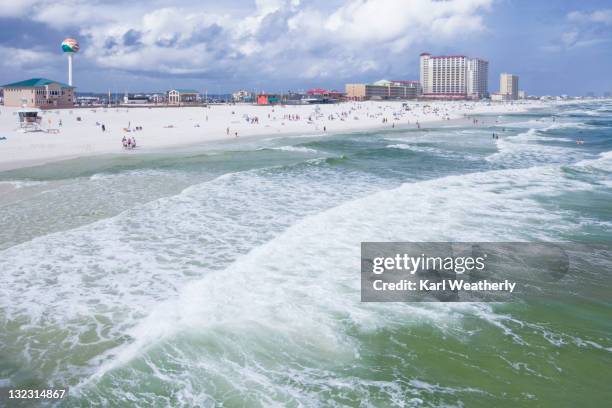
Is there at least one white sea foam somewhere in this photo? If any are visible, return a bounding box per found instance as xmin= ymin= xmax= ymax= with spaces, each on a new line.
xmin=270 ymin=145 xmax=319 ymax=154
xmin=486 ymin=128 xmax=586 ymax=166
xmin=386 ymin=143 xmax=450 ymax=157
xmin=500 ymin=119 xmax=597 ymax=131
xmin=385 ymin=143 xmax=481 ymax=161
xmin=561 ymin=109 xmax=602 ymax=117
xmin=0 ymin=180 xmax=48 ymax=189
xmin=574 ymin=150 xmax=612 ymax=172
xmin=386 ymin=143 xmax=412 ymax=150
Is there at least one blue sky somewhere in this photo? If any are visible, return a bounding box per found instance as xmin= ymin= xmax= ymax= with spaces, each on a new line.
xmin=0 ymin=0 xmax=611 ymax=95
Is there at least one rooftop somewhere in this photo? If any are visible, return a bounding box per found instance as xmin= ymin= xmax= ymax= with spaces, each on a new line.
xmin=169 ymin=88 xmax=199 ymax=94
xmin=431 ymin=55 xmax=467 ymax=59
xmin=371 ymin=79 xmax=419 ymax=87
xmin=391 ymin=80 xmax=419 ymax=85
xmin=372 ymin=79 xmax=393 ymax=86
xmin=1 ymin=78 xmax=73 ymax=88
xmin=306 ymin=88 xmax=341 ymax=95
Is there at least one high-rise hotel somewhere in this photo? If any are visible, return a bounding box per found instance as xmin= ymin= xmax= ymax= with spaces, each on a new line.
xmin=499 ymin=73 xmax=519 ymax=100
xmin=420 ymin=53 xmax=489 ymax=99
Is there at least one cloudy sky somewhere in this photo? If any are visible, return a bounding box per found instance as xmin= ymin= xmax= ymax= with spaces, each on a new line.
xmin=1 ymin=0 xmax=611 ymax=95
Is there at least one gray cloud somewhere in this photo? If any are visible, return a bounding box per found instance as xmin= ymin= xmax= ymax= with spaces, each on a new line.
xmin=123 ymin=29 xmax=142 ymax=47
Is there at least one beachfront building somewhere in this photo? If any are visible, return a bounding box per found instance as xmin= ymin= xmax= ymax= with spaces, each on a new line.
xmin=76 ymin=96 xmax=102 ymax=106
xmin=232 ymin=90 xmax=254 ymax=103
xmin=306 ymin=88 xmax=344 ymax=99
xmin=167 ymin=89 xmax=199 ymax=105
xmin=304 ymin=88 xmax=343 ymax=103
xmin=420 ymin=53 xmax=488 ymax=99
xmin=150 ymin=94 xmax=166 ymax=104
xmin=500 ymin=73 xmax=519 ymax=100
xmin=256 ymin=94 xmax=281 ymax=105
xmin=345 ymin=80 xmax=420 ymax=100
xmin=123 ymin=94 xmax=149 ymax=105
xmin=467 ymin=58 xmax=489 ymax=99
xmin=491 ymin=93 xmax=512 ymax=102
xmin=0 ymin=78 xmax=75 ymax=108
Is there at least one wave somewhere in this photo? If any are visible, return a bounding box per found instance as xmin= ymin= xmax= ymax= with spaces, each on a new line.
xmin=0 ymin=161 xmax=389 ymax=391
xmin=386 ymin=143 xmax=448 ymax=157
xmin=486 ymin=128 xmax=586 ymax=166
xmin=574 ymin=150 xmax=612 ymax=172
xmin=70 ymin=163 xmax=606 ymax=402
xmin=541 ymin=122 xmax=596 ymax=131
xmin=0 ymin=180 xmax=48 ymax=189
xmin=269 ymin=145 xmax=320 ymax=154
xmin=385 ymin=142 xmax=480 ymax=161
xmin=561 ymin=109 xmax=603 ymax=117
xmin=289 ymin=132 xmax=330 ymax=139
xmin=89 ymin=168 xmax=182 ymax=181
xmin=386 ymin=143 xmax=412 ymax=150
xmin=500 ymin=119 xmax=596 ymax=131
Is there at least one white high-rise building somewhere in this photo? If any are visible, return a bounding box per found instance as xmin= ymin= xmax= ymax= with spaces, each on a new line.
xmin=467 ymin=58 xmax=489 ymax=99
xmin=420 ymin=53 xmax=488 ymax=99
xmin=500 ymin=73 xmax=519 ymax=100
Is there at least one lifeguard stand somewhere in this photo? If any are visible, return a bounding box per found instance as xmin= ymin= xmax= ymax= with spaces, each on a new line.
xmin=17 ymin=108 xmax=42 ymax=132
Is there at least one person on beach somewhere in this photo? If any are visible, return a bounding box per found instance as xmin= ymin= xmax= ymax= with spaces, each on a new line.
xmin=226 ymin=127 xmax=230 ymax=136
xmin=102 ymin=124 xmax=106 ymax=132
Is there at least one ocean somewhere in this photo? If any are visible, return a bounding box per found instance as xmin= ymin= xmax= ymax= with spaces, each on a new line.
xmin=0 ymin=100 xmax=611 ymax=407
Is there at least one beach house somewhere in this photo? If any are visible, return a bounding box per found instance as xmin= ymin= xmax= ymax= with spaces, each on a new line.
xmin=0 ymin=78 xmax=75 ymax=108
xmin=256 ymin=94 xmax=281 ymax=105
xmin=167 ymin=89 xmax=199 ymax=105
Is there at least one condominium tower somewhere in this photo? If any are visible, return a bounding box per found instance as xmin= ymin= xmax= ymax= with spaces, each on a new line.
xmin=499 ymin=73 xmax=519 ymax=100
xmin=420 ymin=53 xmax=489 ymax=99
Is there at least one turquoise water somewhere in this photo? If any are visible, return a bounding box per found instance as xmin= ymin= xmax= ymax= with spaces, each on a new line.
xmin=0 ymin=101 xmax=611 ymax=407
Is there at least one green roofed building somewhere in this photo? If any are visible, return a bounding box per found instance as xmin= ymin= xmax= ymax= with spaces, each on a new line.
xmin=0 ymin=78 xmax=75 ymax=108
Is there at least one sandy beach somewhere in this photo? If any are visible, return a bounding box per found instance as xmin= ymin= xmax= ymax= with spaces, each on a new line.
xmin=0 ymin=100 xmax=548 ymax=171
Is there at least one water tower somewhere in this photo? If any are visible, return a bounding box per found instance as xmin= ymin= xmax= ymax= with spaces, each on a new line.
xmin=61 ymin=38 xmax=79 ymax=86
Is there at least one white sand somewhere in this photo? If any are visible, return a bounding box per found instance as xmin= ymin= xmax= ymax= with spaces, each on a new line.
xmin=0 ymin=100 xmax=547 ymax=171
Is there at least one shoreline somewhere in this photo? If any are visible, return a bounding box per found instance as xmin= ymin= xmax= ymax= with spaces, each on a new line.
xmin=0 ymin=100 xmax=550 ymax=173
